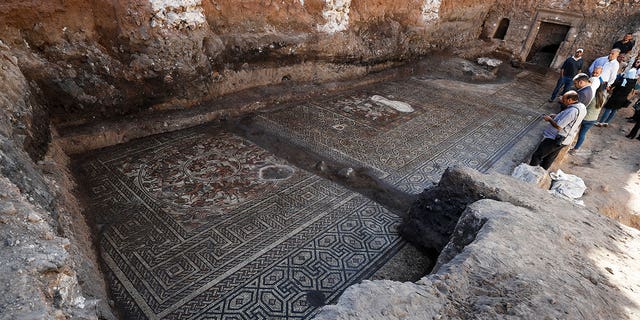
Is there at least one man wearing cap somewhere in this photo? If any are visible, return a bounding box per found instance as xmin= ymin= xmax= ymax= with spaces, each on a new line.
xmin=549 ymin=48 xmax=584 ymax=102
xmin=573 ymin=73 xmax=593 ymax=106
xmin=531 ymin=90 xmax=587 ymax=169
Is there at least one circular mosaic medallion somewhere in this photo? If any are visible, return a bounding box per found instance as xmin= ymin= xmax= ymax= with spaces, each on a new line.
xmin=131 ymin=133 xmax=294 ymax=223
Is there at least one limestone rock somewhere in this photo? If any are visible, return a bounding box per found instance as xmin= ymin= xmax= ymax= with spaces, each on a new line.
xmin=315 ymin=161 xmax=329 ymax=172
xmin=26 ymin=212 xmax=43 ymax=223
xmin=338 ymin=167 xmax=355 ymax=179
xmin=315 ymin=167 xmax=640 ymax=319
xmin=511 ymin=162 xmax=550 ymax=189
xmin=477 ymin=57 xmax=503 ymax=68
xmin=0 ymin=202 xmax=17 ymax=215
xmin=461 ymin=60 xmax=497 ymax=81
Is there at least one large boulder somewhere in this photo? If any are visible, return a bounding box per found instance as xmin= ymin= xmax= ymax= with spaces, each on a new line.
xmin=314 ymin=167 xmax=640 ymax=319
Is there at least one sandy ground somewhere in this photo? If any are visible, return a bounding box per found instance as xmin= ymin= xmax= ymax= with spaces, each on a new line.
xmin=559 ymin=97 xmax=640 ymax=229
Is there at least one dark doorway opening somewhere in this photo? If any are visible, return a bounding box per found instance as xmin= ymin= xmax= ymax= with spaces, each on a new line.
xmin=526 ymin=22 xmax=571 ymax=67
xmin=494 ymin=18 xmax=509 ymax=40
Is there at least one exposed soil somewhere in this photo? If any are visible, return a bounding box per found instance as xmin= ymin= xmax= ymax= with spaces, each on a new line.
xmin=554 ymin=98 xmax=640 ymax=230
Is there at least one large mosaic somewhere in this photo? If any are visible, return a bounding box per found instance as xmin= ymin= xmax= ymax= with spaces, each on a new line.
xmin=79 ymin=126 xmax=403 ymax=319
xmin=254 ymin=77 xmax=541 ymax=193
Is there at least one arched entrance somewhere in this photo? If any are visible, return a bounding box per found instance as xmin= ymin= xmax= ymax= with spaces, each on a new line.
xmin=526 ymin=22 xmax=571 ymax=67
xmin=520 ymin=9 xmax=583 ymax=69
xmin=494 ymin=18 xmax=510 ymax=40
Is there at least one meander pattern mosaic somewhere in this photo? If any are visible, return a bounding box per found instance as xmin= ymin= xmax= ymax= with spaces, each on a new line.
xmin=80 ymin=127 xmax=403 ymax=319
xmin=255 ymin=77 xmax=540 ymax=193
xmin=79 ymin=72 xmax=543 ymax=319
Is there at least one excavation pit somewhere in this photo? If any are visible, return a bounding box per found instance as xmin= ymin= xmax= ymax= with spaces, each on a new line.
xmin=71 ymin=58 xmax=554 ymax=319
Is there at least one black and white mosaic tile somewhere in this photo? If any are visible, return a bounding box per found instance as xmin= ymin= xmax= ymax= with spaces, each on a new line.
xmin=80 ymin=127 xmax=403 ymax=319
xmin=254 ymin=78 xmax=540 ymax=193
xmin=78 ymin=71 xmax=544 ymax=319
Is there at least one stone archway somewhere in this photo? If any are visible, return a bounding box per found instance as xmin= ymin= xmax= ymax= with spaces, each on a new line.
xmin=526 ymin=22 xmax=571 ymax=67
xmin=520 ymin=9 xmax=584 ymax=69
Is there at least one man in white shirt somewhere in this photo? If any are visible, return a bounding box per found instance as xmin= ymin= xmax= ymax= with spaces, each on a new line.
xmin=589 ymin=66 xmax=605 ymax=110
xmin=589 ymin=49 xmax=621 ymax=90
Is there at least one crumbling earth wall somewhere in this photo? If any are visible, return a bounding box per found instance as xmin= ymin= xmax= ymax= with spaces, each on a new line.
xmin=1 ymin=1 xmax=640 ymax=319
xmin=0 ymin=0 xmax=636 ymax=126
xmin=0 ymin=42 xmax=115 ymax=319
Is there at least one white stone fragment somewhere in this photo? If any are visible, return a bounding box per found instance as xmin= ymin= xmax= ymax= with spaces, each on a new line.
xmin=317 ymin=0 xmax=352 ymax=33
xmin=149 ymin=0 xmax=206 ymax=29
xmin=421 ymin=0 xmax=441 ymax=25
xmin=370 ymin=95 xmax=414 ymax=113
xmin=511 ymin=163 xmax=547 ymax=186
xmin=477 ymin=57 xmax=503 ymax=68
xmin=27 ymin=212 xmax=43 ymax=223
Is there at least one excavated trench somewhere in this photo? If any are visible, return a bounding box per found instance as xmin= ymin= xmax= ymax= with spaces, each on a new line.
xmin=65 ymin=57 xmax=550 ymax=319
xmin=3 ymin=2 xmax=640 ymax=318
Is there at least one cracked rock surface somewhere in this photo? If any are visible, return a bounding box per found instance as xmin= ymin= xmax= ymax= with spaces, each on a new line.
xmin=314 ymin=167 xmax=640 ymax=319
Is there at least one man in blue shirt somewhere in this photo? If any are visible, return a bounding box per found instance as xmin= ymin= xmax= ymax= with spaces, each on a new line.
xmin=531 ymin=91 xmax=587 ymax=169
xmin=573 ymin=73 xmax=593 ymax=106
xmin=549 ymin=49 xmax=584 ymax=102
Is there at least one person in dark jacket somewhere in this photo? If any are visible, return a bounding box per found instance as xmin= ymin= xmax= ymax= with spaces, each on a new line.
xmin=549 ymin=49 xmax=584 ymax=102
xmin=596 ymin=68 xmax=638 ymax=127
xmin=613 ymin=33 xmax=636 ymax=55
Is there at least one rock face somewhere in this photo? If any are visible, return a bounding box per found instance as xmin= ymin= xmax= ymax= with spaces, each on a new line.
xmin=314 ymin=167 xmax=640 ymax=319
xmin=0 ymin=39 xmax=114 ymax=319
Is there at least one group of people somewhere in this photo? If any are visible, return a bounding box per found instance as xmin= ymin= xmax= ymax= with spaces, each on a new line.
xmin=531 ymin=32 xmax=639 ymax=169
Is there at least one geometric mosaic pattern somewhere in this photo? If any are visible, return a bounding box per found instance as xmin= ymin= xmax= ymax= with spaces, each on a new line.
xmin=77 ymin=70 xmax=549 ymax=319
xmin=78 ymin=126 xmax=402 ymax=319
xmin=255 ymin=77 xmax=541 ymax=194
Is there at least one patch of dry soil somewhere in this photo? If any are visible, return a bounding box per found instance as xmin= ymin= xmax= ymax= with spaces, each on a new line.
xmin=561 ymin=99 xmax=640 ymax=229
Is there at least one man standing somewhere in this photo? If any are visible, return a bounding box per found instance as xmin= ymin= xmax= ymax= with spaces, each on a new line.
xmin=573 ymin=73 xmax=593 ymax=106
xmin=589 ymin=66 xmax=603 ymax=92
xmin=570 ymin=74 xmax=597 ymax=153
xmin=530 ymin=91 xmax=587 ymax=169
xmin=549 ymin=48 xmax=584 ymax=102
xmin=589 ymin=49 xmax=620 ymax=90
xmin=612 ymin=33 xmax=636 ymax=55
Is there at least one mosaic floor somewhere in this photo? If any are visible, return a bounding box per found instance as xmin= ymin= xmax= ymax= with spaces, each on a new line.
xmin=78 ymin=70 xmax=548 ymax=319
xmin=254 ymin=76 xmax=542 ymax=194
xmin=80 ymin=127 xmax=403 ymax=319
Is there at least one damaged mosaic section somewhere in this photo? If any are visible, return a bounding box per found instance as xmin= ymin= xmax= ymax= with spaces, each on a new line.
xmin=254 ymin=78 xmax=540 ymax=193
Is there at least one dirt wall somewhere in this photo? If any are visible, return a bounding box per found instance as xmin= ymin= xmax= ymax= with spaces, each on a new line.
xmin=1 ymin=2 xmax=640 ymax=318
xmin=0 ymin=40 xmax=114 ymax=320
xmin=1 ymin=1 xmax=638 ymax=126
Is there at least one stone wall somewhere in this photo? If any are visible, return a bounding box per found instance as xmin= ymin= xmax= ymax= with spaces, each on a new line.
xmin=478 ymin=1 xmax=640 ymax=68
